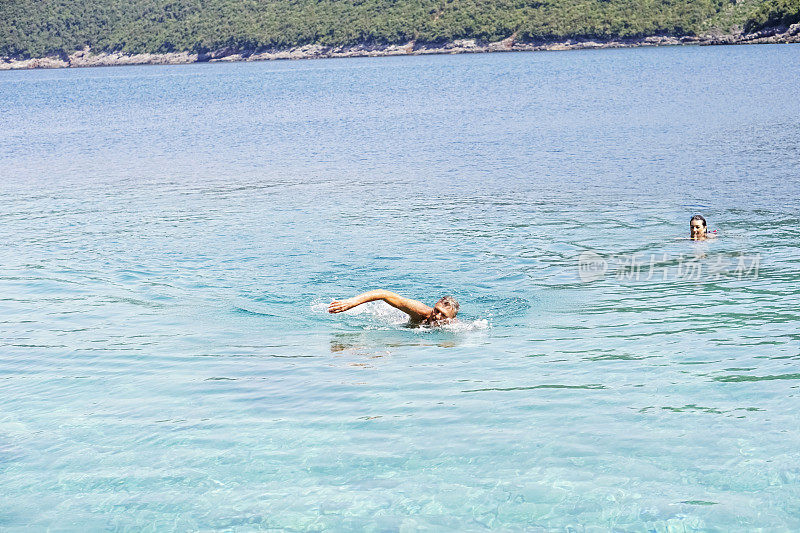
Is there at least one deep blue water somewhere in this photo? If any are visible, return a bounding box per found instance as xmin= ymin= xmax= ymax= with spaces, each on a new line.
xmin=1 ymin=44 xmax=800 ymax=530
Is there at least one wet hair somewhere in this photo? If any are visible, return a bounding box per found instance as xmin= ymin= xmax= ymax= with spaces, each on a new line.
xmin=436 ymin=296 xmax=460 ymax=315
xmin=690 ymin=214 xmax=707 ymax=227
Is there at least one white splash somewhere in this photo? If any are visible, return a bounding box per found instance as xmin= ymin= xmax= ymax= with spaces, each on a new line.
xmin=313 ymin=299 xmax=490 ymax=331
xmin=418 ymin=318 xmax=490 ymax=332
xmin=312 ymin=299 xmax=409 ymax=325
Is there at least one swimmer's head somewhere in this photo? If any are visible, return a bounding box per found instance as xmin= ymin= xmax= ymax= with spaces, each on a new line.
xmin=423 ymin=296 xmax=459 ymax=325
xmin=690 ymin=214 xmax=707 ymax=240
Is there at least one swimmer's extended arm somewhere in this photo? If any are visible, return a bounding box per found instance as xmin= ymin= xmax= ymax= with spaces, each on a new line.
xmin=328 ymin=290 xmax=432 ymax=321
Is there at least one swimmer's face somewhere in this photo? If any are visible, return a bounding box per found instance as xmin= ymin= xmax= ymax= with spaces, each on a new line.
xmin=690 ymin=219 xmax=707 ymax=240
xmin=423 ymin=303 xmax=457 ymax=326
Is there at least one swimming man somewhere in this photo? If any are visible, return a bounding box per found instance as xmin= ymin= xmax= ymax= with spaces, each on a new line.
xmin=328 ymin=290 xmax=459 ymax=326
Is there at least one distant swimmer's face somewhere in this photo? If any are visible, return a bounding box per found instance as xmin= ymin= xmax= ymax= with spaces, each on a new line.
xmin=690 ymin=217 xmax=707 ymax=240
xmin=422 ymin=297 xmax=459 ymax=326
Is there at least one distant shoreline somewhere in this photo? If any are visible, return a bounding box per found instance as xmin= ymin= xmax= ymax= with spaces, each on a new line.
xmin=2 ymin=23 xmax=798 ymax=70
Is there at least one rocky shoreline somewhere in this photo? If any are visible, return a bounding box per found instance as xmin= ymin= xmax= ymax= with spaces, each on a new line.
xmin=2 ymin=23 xmax=799 ymax=70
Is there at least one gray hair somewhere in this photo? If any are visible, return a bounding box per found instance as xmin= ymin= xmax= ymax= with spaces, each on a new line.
xmin=436 ymin=296 xmax=459 ymax=314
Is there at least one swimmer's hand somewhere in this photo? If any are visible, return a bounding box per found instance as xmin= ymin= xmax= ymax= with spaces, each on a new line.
xmin=328 ymin=299 xmax=358 ymax=313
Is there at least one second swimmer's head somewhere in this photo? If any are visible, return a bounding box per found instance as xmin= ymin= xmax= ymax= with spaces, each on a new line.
xmin=690 ymin=214 xmax=707 ymax=240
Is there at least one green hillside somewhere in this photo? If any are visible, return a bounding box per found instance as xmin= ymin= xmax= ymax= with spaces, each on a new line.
xmin=1 ymin=0 xmax=799 ymax=59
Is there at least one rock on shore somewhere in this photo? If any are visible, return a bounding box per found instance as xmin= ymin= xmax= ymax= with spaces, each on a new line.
xmin=2 ymin=23 xmax=799 ymax=70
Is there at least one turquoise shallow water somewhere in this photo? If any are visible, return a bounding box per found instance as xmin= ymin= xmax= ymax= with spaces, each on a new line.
xmin=1 ymin=44 xmax=800 ymax=530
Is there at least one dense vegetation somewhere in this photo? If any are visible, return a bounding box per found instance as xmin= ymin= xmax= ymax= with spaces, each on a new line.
xmin=1 ymin=0 xmax=799 ymax=58
xmin=742 ymin=0 xmax=800 ymax=31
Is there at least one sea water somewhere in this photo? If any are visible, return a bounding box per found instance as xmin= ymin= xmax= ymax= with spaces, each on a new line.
xmin=1 ymin=44 xmax=799 ymax=530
